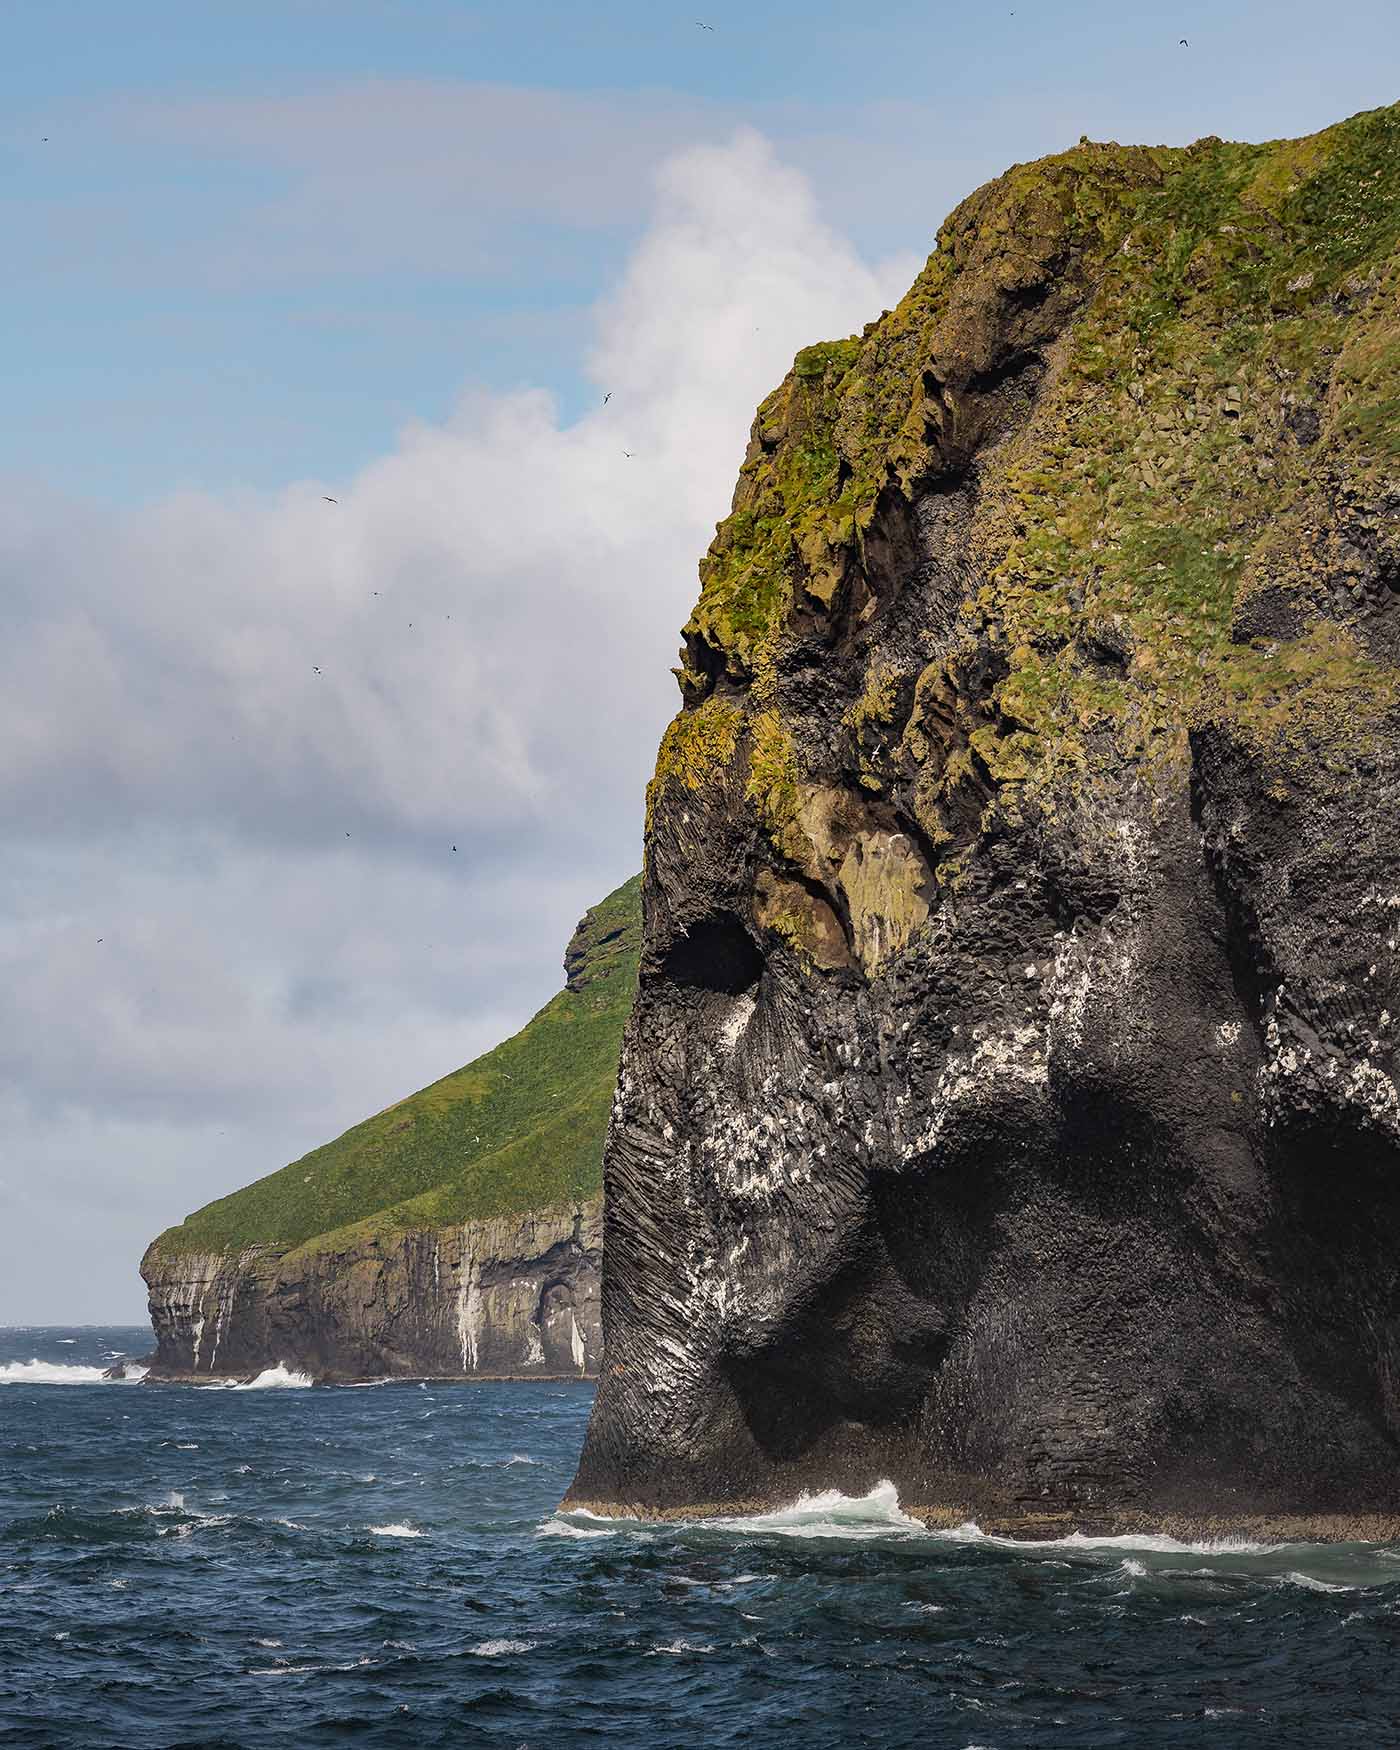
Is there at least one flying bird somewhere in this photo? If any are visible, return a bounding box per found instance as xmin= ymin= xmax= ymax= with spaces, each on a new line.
xmin=1179 ymin=36 xmax=1188 ymax=44
xmin=623 ymin=450 xmax=633 ymax=458
xmin=696 ymin=20 xmax=715 ymax=29
xmin=96 ymin=937 xmax=103 ymax=943
xmin=603 ymin=391 xmax=611 ymax=404
xmin=322 ymin=495 xmax=338 ymax=503
xmin=312 ymin=665 xmax=321 ymax=674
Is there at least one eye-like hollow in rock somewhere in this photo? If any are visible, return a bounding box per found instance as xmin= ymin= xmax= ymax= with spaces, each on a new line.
xmin=660 ymin=913 xmax=764 ymax=996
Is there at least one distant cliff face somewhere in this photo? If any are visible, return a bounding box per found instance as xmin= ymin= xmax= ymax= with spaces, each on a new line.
xmin=141 ymin=878 xmax=639 ymax=1381
xmin=144 ymin=1205 xmax=601 ymax=1381
xmin=568 ymin=107 xmax=1400 ymax=1536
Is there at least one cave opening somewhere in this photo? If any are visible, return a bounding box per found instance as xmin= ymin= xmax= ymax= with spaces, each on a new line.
xmin=661 ymin=913 xmax=765 ymax=996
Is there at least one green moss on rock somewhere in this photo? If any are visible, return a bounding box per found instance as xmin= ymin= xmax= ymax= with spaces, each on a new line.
xmin=661 ymin=102 xmax=1400 ymax=860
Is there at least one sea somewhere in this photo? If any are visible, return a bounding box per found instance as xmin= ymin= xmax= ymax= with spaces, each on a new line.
xmin=4 ymin=1328 xmax=1400 ymax=1748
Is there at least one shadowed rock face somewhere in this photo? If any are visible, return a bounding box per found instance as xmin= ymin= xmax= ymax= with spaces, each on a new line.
xmin=567 ymin=106 xmax=1400 ymax=1536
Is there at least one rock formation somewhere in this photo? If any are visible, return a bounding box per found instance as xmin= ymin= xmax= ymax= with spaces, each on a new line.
xmin=567 ymin=106 xmax=1400 ymax=1537
xmin=141 ymin=877 xmax=639 ymax=1382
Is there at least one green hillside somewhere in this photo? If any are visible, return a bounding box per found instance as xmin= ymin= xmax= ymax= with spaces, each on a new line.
xmin=149 ymin=876 xmax=641 ymax=1262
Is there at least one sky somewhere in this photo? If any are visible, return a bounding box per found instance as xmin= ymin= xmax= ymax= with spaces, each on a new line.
xmin=2 ymin=1 xmax=1397 ymax=1322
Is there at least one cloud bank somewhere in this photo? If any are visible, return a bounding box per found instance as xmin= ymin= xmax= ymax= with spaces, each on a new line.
xmin=0 ymin=130 xmax=918 ymax=1320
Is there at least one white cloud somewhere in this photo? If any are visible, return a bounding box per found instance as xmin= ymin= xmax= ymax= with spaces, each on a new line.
xmin=0 ymin=129 xmax=917 ymax=1320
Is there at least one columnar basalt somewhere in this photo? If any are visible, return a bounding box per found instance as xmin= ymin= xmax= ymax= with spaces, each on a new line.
xmin=567 ymin=106 xmax=1400 ymax=1536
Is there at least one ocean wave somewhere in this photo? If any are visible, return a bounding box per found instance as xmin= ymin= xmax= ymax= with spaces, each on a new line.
xmin=703 ymin=1481 xmax=923 ymax=1539
xmin=542 ymin=1484 xmax=1400 ymax=1587
xmin=198 ymin=1364 xmax=315 ymax=1391
xmin=0 ymin=1359 xmax=146 ymax=1386
xmin=544 ymin=1482 xmax=925 ymax=1543
xmin=468 ymin=1639 xmax=535 ymax=1657
xmin=931 ymin=1520 xmax=1278 ymax=1556
xmin=537 ymin=1511 xmax=630 ymax=1540
xmin=367 ymin=1523 xmax=423 ymax=1538
xmin=249 ymin=1656 xmax=374 ymax=1677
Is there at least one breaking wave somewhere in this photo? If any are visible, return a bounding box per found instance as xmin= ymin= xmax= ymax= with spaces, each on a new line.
xmin=543 ymin=1481 xmax=924 ymax=1543
xmin=703 ymin=1481 xmax=923 ymax=1539
xmin=367 ymin=1523 xmax=423 ymax=1539
xmin=0 ymin=1359 xmax=147 ymax=1386
xmin=198 ymin=1364 xmax=315 ymax=1391
xmin=542 ymin=1482 xmax=1400 ymax=1587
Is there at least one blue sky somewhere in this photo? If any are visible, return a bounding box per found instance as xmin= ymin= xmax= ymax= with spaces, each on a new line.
xmin=6 ymin=0 xmax=1397 ymax=501
xmin=2 ymin=2 xmax=1397 ymax=1317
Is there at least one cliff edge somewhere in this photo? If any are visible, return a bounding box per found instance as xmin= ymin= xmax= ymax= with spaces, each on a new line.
xmin=567 ymin=105 xmax=1400 ymax=1537
xmin=142 ymin=876 xmax=640 ymax=1381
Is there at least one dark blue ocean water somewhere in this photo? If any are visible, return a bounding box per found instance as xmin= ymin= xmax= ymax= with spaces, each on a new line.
xmin=5 ymin=1328 xmax=1400 ymax=1748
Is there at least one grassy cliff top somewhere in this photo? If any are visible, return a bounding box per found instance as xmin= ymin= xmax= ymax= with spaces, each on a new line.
xmin=660 ymin=102 xmax=1400 ymax=847
xmin=146 ymin=876 xmax=641 ymax=1263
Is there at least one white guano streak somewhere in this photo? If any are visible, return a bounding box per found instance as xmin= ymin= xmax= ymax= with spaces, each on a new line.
xmin=456 ymin=1230 xmax=483 ymax=1373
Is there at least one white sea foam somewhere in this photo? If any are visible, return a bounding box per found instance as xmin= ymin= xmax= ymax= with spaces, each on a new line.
xmin=0 ymin=1359 xmax=144 ymax=1386
xmin=199 ymin=1363 xmax=314 ymax=1391
xmin=537 ymin=1510 xmax=628 ymax=1540
xmin=647 ymin=1639 xmax=716 ymax=1656
xmin=468 ymin=1639 xmax=535 ymax=1657
xmin=1283 ymin=1570 xmax=1353 ymax=1593
xmin=368 ymin=1523 xmax=423 ymax=1538
xmin=704 ymin=1480 xmax=924 ymax=1540
xmin=930 ymin=1519 xmax=1277 ymax=1556
xmin=545 ymin=1482 xmax=1400 ymax=1590
xmin=250 ymin=1656 xmax=373 ymax=1677
xmin=504 ymin=1454 xmax=538 ymax=1467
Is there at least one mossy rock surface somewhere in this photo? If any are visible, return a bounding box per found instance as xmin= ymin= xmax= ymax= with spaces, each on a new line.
xmin=668 ymin=102 xmax=1400 ymax=843
xmin=148 ymin=876 xmax=640 ymax=1262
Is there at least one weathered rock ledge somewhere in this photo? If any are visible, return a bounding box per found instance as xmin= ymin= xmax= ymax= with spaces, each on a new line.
xmin=142 ymin=1201 xmax=601 ymax=1383
xmin=562 ymin=1498 xmax=1400 ymax=1544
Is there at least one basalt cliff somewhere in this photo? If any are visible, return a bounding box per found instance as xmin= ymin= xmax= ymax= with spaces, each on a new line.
xmin=566 ymin=105 xmax=1400 ymax=1538
xmin=141 ymin=877 xmax=640 ymax=1382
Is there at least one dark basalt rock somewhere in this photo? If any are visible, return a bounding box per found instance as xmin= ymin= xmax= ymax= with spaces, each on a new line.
xmin=566 ymin=107 xmax=1400 ymax=1536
